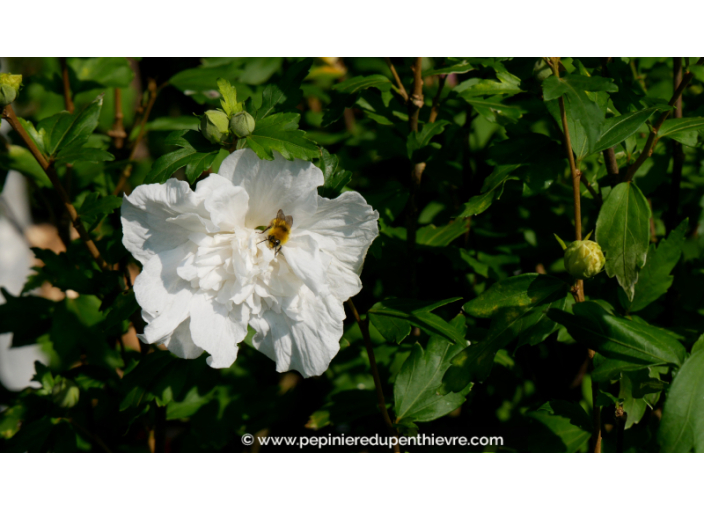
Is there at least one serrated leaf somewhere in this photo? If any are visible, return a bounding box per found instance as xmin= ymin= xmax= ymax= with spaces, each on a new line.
xmin=316 ymin=148 xmax=351 ymax=199
xmin=464 ymin=274 xmax=567 ymax=318
xmin=524 ymin=401 xmax=592 ymax=453
xmin=626 ymin=220 xmax=687 ymax=312
xmin=217 ymin=78 xmax=241 ymax=116
xmin=77 ymin=192 xmax=122 ymax=228
xmin=548 ymin=301 xmax=686 ymax=367
xmin=456 ymin=71 xmax=522 ymax=97
xmin=463 ymin=98 xmax=525 ymax=124
xmin=542 ymin=74 xmax=618 ymax=101
xmin=245 ymin=112 xmax=318 ymax=161
xmin=368 ymin=298 xmax=464 ymax=344
xmin=422 ymin=58 xmax=473 ymax=77
xmin=394 ymin=335 xmax=470 ymax=423
xmin=68 ymin=57 xmax=134 ymax=89
xmin=416 ymin=220 xmax=468 ymax=247
xmin=332 ymin=74 xmax=392 ymax=95
xmin=596 ymin=182 xmax=651 ymax=301
xmin=407 ymin=120 xmax=450 ymax=159
xmin=145 ymin=130 xmax=219 ymax=184
xmin=37 ymin=95 xmax=103 ymax=156
xmin=255 ymin=58 xmax=313 ymax=120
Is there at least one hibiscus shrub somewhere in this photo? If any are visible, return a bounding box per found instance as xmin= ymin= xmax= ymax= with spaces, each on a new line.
xmin=1 ymin=57 xmax=704 ymax=453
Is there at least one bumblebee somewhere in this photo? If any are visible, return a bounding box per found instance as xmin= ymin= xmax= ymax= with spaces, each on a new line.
xmin=259 ymin=209 xmax=293 ymax=255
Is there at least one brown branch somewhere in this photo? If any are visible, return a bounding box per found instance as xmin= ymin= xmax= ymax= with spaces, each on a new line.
xmin=408 ymin=58 xmax=424 ymax=133
xmin=580 ymin=174 xmax=601 ymax=205
xmin=113 ymin=78 xmax=163 ymax=196
xmin=384 ymin=57 xmax=409 ymax=103
xmin=549 ymin=58 xmax=601 ymax=451
xmin=600 ymin=58 xmax=620 ymax=185
xmin=346 ymin=299 xmax=400 ymax=453
xmin=406 ymin=58 xmax=425 ymax=298
xmin=622 ymin=57 xmax=703 ymax=182
xmin=59 ymin=57 xmax=74 ymax=113
xmin=1 ymin=104 xmax=109 ymax=271
xmin=666 ymin=57 xmax=685 ymax=233
xmin=428 ymin=75 xmax=446 ymax=124
xmin=108 ymin=88 xmax=127 ymax=149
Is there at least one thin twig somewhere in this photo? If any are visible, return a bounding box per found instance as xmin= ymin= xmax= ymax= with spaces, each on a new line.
xmin=113 ymin=78 xmax=164 ymax=196
xmin=580 ymin=174 xmax=601 ymax=204
xmin=346 ymin=299 xmax=400 ymax=453
xmin=408 ymin=58 xmax=424 ymax=133
xmin=600 ymin=58 xmax=620 ymax=185
xmin=1 ymin=104 xmax=109 ymax=271
xmin=407 ymin=58 xmax=425 ymax=298
xmin=59 ymin=57 xmax=74 ymax=114
xmin=549 ymin=58 xmax=600 ymax=452
xmin=384 ymin=57 xmax=409 ymax=103
xmin=108 ymin=88 xmax=127 ymax=149
xmin=428 ymin=75 xmax=447 ymax=123
xmin=666 ymin=57 xmax=685 ymax=233
xmin=622 ymin=57 xmax=703 ymax=182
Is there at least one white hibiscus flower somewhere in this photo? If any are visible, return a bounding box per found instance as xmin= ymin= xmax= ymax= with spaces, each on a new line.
xmin=121 ymin=149 xmax=379 ymax=377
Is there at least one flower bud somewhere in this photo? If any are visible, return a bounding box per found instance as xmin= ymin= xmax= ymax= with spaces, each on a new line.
xmin=52 ymin=378 xmax=80 ymax=408
xmin=230 ymin=111 xmax=255 ymax=138
xmin=564 ymin=240 xmax=605 ymax=280
xmin=0 ymin=73 xmax=22 ymax=107
xmin=200 ymin=110 xmax=230 ymax=144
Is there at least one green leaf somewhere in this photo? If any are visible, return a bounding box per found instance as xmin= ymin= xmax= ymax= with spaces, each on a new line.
xmin=76 ymin=192 xmax=122 ymax=229
xmin=416 ymin=220 xmax=468 ymax=247
xmin=524 ymin=401 xmax=592 ymax=453
xmin=456 ymin=72 xmax=522 ymax=97
xmin=548 ymin=301 xmax=686 ymax=367
xmin=596 ymin=182 xmax=651 ymax=301
xmin=658 ymin=349 xmax=704 ymax=452
xmin=37 ymin=95 xmax=103 ymax=156
xmin=658 ymin=117 xmax=704 ymax=140
xmin=441 ymin=275 xmax=567 ymax=392
xmin=591 ymin=107 xmax=659 ymax=154
xmin=542 ymin=74 xmax=618 ymax=101
xmin=17 ymin=118 xmax=46 ymax=155
xmin=55 ymin=147 xmax=115 ymax=164
xmin=543 ymin=75 xmax=612 ymax=160
xmin=626 ymin=219 xmax=687 ymax=312
xmin=68 ymin=57 xmax=134 ymax=88
xmin=407 ymin=120 xmax=450 ymax=159
xmin=394 ymin=336 xmax=470 ymax=423
xmin=0 ymin=288 xmax=53 ymax=347
xmin=619 ymin=369 xmax=663 ymax=429
xmin=316 ymin=148 xmax=351 ymax=199
xmin=463 ymin=274 xmax=567 ymax=318
xmin=422 ymin=58 xmax=473 ymax=77
xmin=368 ymin=298 xmax=464 ymax=344
xmin=217 ymin=78 xmax=241 ymax=117
xmin=245 ymin=112 xmax=318 ymax=161
xmin=255 ymin=58 xmax=313 ymax=120
xmin=463 ymin=98 xmax=525 ymax=124
xmin=0 ymin=145 xmax=51 ymax=187
xmin=144 ymin=130 xmax=219 ymax=184
xmin=332 ymin=74 xmax=392 ymax=95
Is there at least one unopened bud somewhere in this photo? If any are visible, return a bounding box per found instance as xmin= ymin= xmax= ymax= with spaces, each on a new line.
xmin=0 ymin=74 xmax=22 ymax=107
xmin=563 ymin=240 xmax=605 ymax=280
xmin=230 ymin=111 xmax=255 ymax=138
xmin=52 ymin=378 xmax=80 ymax=408
xmin=200 ymin=110 xmax=229 ymax=144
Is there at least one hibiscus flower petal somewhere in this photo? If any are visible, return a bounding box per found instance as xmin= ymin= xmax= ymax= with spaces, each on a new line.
xmin=121 ymin=179 xmax=209 ymax=264
xmin=188 ymin=292 xmax=248 ymax=368
xmin=250 ymin=290 xmax=343 ymax=377
xmin=195 ymin=173 xmax=249 ymax=231
xmin=218 ymin=149 xmax=323 ymax=229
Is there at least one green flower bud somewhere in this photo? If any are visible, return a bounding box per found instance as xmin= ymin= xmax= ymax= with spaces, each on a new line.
xmin=563 ymin=240 xmax=605 ymax=280
xmin=200 ymin=110 xmax=230 ymax=144
xmin=52 ymin=378 xmax=80 ymax=408
xmin=0 ymin=73 xmax=22 ymax=107
xmin=230 ymin=111 xmax=255 ymax=138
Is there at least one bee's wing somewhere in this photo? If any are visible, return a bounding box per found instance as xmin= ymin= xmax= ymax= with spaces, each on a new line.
xmin=276 ymin=209 xmax=286 ymax=221
xmin=285 ymin=215 xmax=293 ymax=228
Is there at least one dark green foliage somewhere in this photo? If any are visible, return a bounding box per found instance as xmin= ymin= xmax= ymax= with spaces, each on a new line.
xmin=2 ymin=57 xmax=703 ymax=454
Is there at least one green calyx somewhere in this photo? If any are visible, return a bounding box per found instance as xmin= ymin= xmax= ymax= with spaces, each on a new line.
xmin=230 ymin=111 xmax=256 ymax=138
xmin=0 ymin=73 xmax=22 ymax=107
xmin=200 ymin=110 xmax=230 ymax=144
